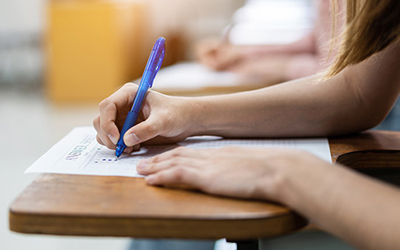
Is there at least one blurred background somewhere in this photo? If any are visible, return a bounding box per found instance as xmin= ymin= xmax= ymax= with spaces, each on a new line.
xmin=1 ymin=0 xmax=398 ymax=249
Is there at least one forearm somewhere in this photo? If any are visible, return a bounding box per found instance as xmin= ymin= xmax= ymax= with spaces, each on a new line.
xmin=190 ymin=72 xmax=381 ymax=138
xmin=277 ymin=160 xmax=400 ymax=249
xmin=240 ymin=32 xmax=316 ymax=58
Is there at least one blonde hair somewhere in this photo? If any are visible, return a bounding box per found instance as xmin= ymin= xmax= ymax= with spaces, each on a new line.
xmin=327 ymin=0 xmax=400 ymax=77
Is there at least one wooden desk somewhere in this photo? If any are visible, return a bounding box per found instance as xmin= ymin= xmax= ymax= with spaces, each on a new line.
xmin=9 ymin=130 xmax=400 ymax=247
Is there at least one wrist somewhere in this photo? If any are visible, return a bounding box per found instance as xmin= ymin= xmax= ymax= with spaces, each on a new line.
xmin=262 ymin=151 xmax=319 ymax=207
xmin=258 ymin=156 xmax=295 ymax=203
xmin=186 ymin=96 xmax=227 ymax=136
xmin=272 ymin=153 xmax=339 ymax=216
xmin=178 ymin=96 xmax=212 ymax=137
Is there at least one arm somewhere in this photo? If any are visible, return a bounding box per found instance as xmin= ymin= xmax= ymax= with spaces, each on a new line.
xmin=237 ymin=32 xmax=316 ymax=57
xmin=94 ymin=41 xmax=400 ymax=148
xmin=277 ymin=153 xmax=400 ymax=250
xmin=221 ymin=33 xmax=320 ymax=81
xmin=137 ymin=147 xmax=400 ymax=250
xmin=189 ymin=41 xmax=400 ymax=138
xmin=195 ymin=32 xmax=317 ymax=74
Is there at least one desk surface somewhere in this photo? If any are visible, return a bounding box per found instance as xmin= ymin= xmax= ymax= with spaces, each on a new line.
xmin=9 ymin=130 xmax=400 ymax=240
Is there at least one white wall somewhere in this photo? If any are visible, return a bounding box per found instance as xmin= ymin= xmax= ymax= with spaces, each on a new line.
xmin=0 ymin=0 xmax=46 ymax=87
xmin=0 ymin=0 xmax=46 ymax=33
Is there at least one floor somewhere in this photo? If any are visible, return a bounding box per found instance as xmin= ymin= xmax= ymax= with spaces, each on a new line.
xmin=1 ymin=87 xmax=398 ymax=250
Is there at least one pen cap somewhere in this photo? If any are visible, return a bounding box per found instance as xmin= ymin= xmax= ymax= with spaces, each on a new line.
xmin=144 ymin=37 xmax=166 ymax=88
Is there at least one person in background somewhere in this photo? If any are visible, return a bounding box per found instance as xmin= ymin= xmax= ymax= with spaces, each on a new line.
xmin=196 ymin=0 xmax=337 ymax=84
xmin=95 ymin=0 xmax=400 ymax=249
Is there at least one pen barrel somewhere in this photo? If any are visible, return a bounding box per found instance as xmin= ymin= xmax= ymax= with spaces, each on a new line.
xmin=131 ymin=79 xmax=150 ymax=114
xmin=116 ymin=110 xmax=140 ymax=148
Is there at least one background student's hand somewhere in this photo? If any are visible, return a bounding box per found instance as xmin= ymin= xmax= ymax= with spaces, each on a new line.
xmin=229 ymin=55 xmax=289 ymax=83
xmin=136 ymin=146 xmax=331 ymax=202
xmin=93 ymin=83 xmax=195 ymax=153
xmin=195 ymin=37 xmax=244 ymax=71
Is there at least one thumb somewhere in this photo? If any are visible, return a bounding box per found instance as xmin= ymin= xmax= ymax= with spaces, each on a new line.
xmin=123 ymin=117 xmax=161 ymax=146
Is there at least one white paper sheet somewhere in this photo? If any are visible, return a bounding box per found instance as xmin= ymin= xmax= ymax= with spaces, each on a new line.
xmin=25 ymin=126 xmax=332 ymax=177
xmin=153 ymin=62 xmax=244 ymax=91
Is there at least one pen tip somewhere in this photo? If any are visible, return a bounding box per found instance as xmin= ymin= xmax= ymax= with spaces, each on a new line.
xmin=115 ymin=156 xmax=119 ymax=161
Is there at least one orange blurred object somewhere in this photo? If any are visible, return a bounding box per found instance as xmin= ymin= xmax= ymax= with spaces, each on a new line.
xmin=46 ymin=0 xmax=147 ymax=102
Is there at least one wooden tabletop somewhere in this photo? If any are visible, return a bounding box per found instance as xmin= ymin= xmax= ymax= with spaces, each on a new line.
xmin=9 ymin=130 xmax=400 ymax=240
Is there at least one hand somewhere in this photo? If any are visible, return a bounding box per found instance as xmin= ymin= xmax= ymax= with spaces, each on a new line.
xmin=137 ymin=146 xmax=328 ymax=202
xmin=230 ymin=55 xmax=289 ymax=83
xmin=93 ymin=83 xmax=194 ymax=153
xmin=195 ymin=38 xmax=243 ymax=71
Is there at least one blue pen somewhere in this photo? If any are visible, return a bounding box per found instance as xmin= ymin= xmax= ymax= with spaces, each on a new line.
xmin=115 ymin=37 xmax=166 ymax=158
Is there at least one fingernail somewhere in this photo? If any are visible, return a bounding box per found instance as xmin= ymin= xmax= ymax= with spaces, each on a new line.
xmin=108 ymin=134 xmax=118 ymax=145
xmin=137 ymin=159 xmax=149 ymax=170
xmin=125 ymin=133 xmax=140 ymax=146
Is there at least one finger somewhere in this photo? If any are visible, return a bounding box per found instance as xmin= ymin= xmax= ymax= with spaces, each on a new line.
xmin=98 ymin=99 xmax=121 ymax=145
xmin=132 ymin=144 xmax=141 ymax=151
xmin=96 ymin=132 xmax=132 ymax=153
xmin=93 ymin=114 xmax=118 ymax=149
xmin=150 ymin=147 xmax=207 ymax=164
xmin=195 ymin=39 xmax=219 ymax=60
xmin=96 ymin=83 xmax=138 ymax=149
xmin=122 ymin=144 xmax=140 ymax=154
xmin=122 ymin=114 xmax=164 ymax=147
xmin=202 ymin=52 xmax=219 ymax=69
xmin=145 ymin=166 xmax=202 ymax=189
xmin=137 ymin=154 xmax=203 ymax=175
xmin=96 ymin=134 xmax=105 ymax=146
xmin=200 ymin=46 xmax=226 ymax=70
xmin=94 ymin=116 xmax=104 ymax=145
xmin=214 ymin=46 xmax=243 ymax=71
xmin=93 ymin=115 xmax=116 ymax=149
xmin=107 ymin=82 xmax=138 ymax=108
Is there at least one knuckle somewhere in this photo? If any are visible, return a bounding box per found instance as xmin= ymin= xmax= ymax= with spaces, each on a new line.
xmin=98 ymin=98 xmax=111 ymax=110
xmin=167 ymin=158 xmax=181 ymax=168
xmin=121 ymin=82 xmax=138 ymax=92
